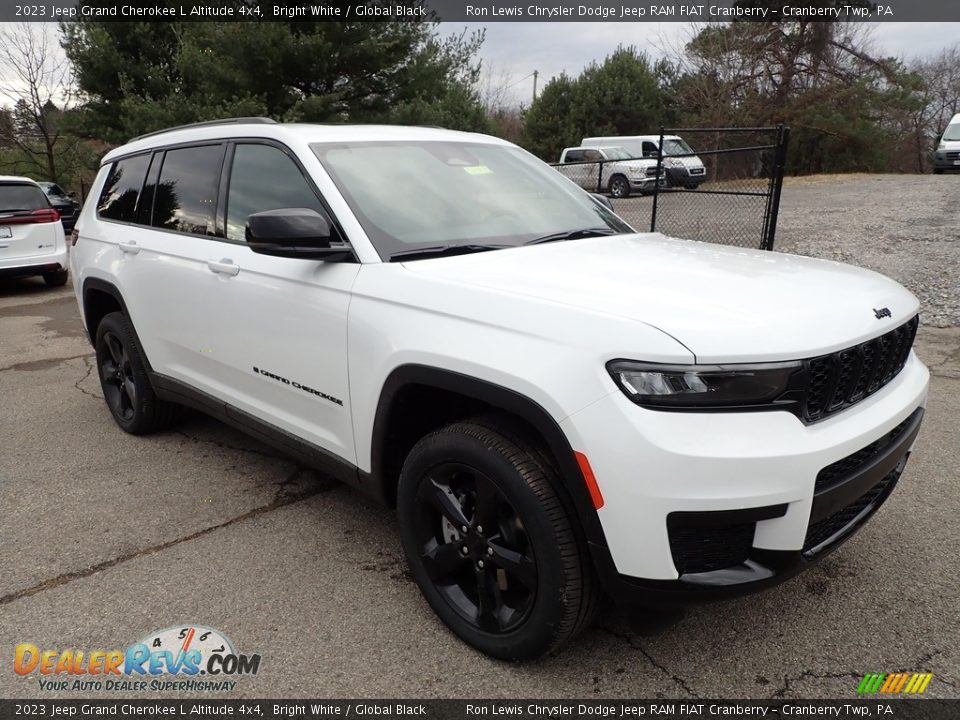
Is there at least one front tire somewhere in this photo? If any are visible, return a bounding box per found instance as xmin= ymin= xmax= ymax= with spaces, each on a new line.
xmin=397 ymin=421 xmax=598 ymax=660
xmin=43 ymin=269 xmax=68 ymax=287
xmin=608 ymin=175 xmax=630 ymax=199
xmin=94 ymin=311 xmax=181 ymax=435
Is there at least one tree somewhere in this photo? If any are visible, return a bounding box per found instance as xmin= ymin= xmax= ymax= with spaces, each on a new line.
xmin=522 ymin=46 xmax=676 ymax=161
xmin=671 ymin=20 xmax=926 ymax=173
xmin=0 ymin=23 xmax=78 ymax=181
xmin=61 ymin=13 xmax=490 ymax=142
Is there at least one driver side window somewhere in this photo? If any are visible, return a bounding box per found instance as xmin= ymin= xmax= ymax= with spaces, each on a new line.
xmin=226 ymin=143 xmax=327 ymax=242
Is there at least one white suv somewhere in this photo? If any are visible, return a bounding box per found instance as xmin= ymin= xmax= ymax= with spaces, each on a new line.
xmin=71 ymin=119 xmax=929 ymax=660
xmin=0 ymin=176 xmax=69 ymax=286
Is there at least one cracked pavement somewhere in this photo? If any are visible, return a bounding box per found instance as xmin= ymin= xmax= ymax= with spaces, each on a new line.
xmin=1 ymin=266 xmax=958 ymax=699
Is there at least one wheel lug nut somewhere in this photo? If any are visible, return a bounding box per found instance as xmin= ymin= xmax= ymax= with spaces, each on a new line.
xmin=476 ymin=525 xmax=484 ymax=534
xmin=487 ymin=547 xmax=494 ymax=556
xmin=460 ymin=546 xmax=469 ymax=555
xmin=461 ymin=525 xmax=468 ymax=534
xmin=477 ymin=560 xmax=485 ymax=569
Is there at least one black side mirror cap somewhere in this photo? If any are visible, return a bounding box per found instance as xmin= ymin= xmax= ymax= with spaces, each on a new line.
xmin=246 ymin=208 xmax=352 ymax=261
xmin=590 ymin=193 xmax=614 ymax=210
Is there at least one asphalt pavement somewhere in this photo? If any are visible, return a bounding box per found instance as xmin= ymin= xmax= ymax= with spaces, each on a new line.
xmin=1 ymin=256 xmax=958 ymax=700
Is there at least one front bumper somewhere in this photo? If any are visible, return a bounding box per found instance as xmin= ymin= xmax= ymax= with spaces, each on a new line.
xmin=561 ymin=351 xmax=929 ymax=605
xmin=933 ymin=154 xmax=960 ymax=171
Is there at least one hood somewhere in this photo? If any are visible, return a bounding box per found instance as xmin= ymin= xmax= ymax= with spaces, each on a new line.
xmin=402 ymin=233 xmax=920 ymax=363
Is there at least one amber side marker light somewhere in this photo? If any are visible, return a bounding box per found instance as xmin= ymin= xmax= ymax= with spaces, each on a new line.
xmin=574 ymin=451 xmax=604 ymax=510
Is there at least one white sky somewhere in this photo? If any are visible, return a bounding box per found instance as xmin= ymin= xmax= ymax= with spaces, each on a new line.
xmin=451 ymin=21 xmax=960 ymax=106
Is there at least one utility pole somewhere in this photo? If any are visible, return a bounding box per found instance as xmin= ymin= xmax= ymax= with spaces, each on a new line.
xmin=532 ymin=70 xmax=539 ymax=102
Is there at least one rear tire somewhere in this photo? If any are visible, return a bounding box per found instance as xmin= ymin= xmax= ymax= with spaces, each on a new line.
xmin=43 ymin=269 xmax=68 ymax=287
xmin=397 ymin=420 xmax=598 ymax=660
xmin=94 ymin=311 xmax=182 ymax=435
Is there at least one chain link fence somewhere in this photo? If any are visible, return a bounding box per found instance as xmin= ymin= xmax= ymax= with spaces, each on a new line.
xmin=650 ymin=126 xmax=790 ymax=251
xmin=549 ymin=126 xmax=790 ymax=251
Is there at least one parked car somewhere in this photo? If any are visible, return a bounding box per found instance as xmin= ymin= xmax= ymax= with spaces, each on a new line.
xmin=0 ymin=176 xmax=69 ymax=286
xmin=38 ymin=181 xmax=81 ymax=231
xmin=71 ymin=119 xmax=928 ymax=661
xmin=557 ymin=146 xmax=660 ymax=197
xmin=933 ymin=113 xmax=960 ymax=174
xmin=582 ymin=134 xmax=708 ymax=189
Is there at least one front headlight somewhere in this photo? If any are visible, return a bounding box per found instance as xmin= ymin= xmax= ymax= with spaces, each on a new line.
xmin=606 ymin=360 xmax=801 ymax=409
xmin=664 ymin=157 xmax=683 ymax=168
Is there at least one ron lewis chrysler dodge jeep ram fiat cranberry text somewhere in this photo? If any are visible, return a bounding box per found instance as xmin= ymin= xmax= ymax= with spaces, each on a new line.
xmin=70 ymin=119 xmax=928 ymax=660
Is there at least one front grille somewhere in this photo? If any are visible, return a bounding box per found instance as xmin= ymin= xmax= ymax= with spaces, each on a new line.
xmin=668 ymin=523 xmax=754 ymax=575
xmin=645 ymin=167 xmax=659 ymax=177
xmin=947 ymin=151 xmax=960 ymax=160
xmin=802 ymin=315 xmax=918 ymax=422
xmin=689 ymin=168 xmax=705 ymax=175
xmin=803 ymin=466 xmax=900 ymax=557
xmin=814 ymin=410 xmax=919 ymax=492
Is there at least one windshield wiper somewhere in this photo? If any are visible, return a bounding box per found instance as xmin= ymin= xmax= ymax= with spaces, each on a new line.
xmin=389 ymin=243 xmax=509 ymax=262
xmin=524 ymin=227 xmax=618 ymax=245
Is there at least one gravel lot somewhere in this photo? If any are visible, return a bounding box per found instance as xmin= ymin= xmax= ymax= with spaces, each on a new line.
xmin=777 ymin=175 xmax=960 ymax=328
xmin=612 ymin=174 xmax=959 ymax=327
xmin=1 ymin=174 xmax=958 ymax=700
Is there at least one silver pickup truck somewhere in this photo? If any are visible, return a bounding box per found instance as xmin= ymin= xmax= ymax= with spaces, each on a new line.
xmin=556 ymin=146 xmax=660 ymax=198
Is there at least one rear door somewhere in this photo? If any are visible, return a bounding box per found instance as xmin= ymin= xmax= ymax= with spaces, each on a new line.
xmin=0 ymin=182 xmax=60 ymax=266
xmin=95 ymin=144 xmax=231 ymax=385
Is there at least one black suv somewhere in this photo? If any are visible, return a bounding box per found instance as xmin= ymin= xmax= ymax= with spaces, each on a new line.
xmin=38 ymin=182 xmax=80 ymax=231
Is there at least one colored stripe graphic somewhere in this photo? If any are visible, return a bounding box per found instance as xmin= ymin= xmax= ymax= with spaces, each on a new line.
xmin=858 ymin=672 xmax=932 ymax=694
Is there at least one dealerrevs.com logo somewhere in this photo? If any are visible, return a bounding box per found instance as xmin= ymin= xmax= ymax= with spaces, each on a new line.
xmin=14 ymin=625 xmax=261 ymax=693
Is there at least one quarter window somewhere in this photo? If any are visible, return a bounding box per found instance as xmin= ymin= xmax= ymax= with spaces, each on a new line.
xmin=152 ymin=145 xmax=224 ymax=236
xmin=98 ymin=154 xmax=150 ymax=222
xmin=226 ymin=144 xmax=326 ymax=242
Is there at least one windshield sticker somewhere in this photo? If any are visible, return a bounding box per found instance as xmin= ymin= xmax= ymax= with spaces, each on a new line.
xmin=464 ymin=165 xmax=493 ymax=175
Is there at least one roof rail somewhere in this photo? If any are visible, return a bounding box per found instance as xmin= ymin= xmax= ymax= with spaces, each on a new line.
xmin=130 ymin=117 xmax=277 ymax=142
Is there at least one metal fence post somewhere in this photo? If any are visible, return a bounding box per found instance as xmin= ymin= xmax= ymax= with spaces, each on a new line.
xmin=762 ymin=125 xmax=790 ymax=251
xmin=597 ymin=159 xmax=603 ymax=194
xmin=650 ymin=126 xmax=665 ymax=232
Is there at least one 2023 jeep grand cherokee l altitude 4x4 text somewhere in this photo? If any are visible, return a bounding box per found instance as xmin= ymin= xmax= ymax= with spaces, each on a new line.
xmin=71 ymin=119 xmax=928 ymax=660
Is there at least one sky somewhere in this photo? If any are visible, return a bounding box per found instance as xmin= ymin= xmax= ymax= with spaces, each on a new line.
xmin=1 ymin=21 xmax=957 ymax=109
xmin=449 ymin=21 xmax=960 ymax=106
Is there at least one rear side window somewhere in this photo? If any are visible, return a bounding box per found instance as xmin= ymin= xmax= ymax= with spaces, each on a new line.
xmin=564 ymin=150 xmax=584 ymax=162
xmin=0 ymin=183 xmax=49 ymax=212
xmin=225 ymin=144 xmax=326 ymax=242
xmin=98 ymin=154 xmax=150 ymax=222
xmin=152 ymin=144 xmax=224 ymax=236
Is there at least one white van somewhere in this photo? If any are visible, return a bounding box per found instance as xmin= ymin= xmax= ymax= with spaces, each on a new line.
xmin=934 ymin=113 xmax=960 ymax=174
xmin=581 ymin=135 xmax=707 ymax=189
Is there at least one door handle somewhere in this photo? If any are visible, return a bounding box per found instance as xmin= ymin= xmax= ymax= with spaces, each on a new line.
xmin=207 ymin=259 xmax=240 ymax=277
xmin=118 ymin=240 xmax=140 ymax=255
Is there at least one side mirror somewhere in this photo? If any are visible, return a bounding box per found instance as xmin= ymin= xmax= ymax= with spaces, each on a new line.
xmin=590 ymin=193 xmax=614 ymax=210
xmin=246 ymin=208 xmax=351 ymax=261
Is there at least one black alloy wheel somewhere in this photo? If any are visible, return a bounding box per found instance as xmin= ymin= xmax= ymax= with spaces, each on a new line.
xmin=412 ymin=462 xmax=537 ymax=634
xmin=397 ymin=420 xmax=599 ymax=660
xmin=94 ymin=311 xmax=182 ymax=434
xmin=99 ymin=329 xmax=137 ymax=424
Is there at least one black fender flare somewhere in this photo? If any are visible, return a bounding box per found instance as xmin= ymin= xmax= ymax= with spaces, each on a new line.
xmin=81 ymin=277 xmax=154 ymax=372
xmin=369 ymin=364 xmax=610 ymax=554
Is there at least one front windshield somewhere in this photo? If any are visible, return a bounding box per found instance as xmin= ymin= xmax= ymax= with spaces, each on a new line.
xmin=943 ymin=125 xmax=960 ymax=141
xmin=313 ymin=141 xmax=632 ymax=259
xmin=601 ymin=147 xmax=632 ymax=160
xmin=663 ymin=138 xmax=695 ymax=156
